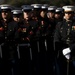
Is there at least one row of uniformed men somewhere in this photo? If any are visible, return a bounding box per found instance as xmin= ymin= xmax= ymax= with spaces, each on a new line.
xmin=0 ymin=4 xmax=75 ymax=75
xmin=0 ymin=4 xmax=57 ymax=75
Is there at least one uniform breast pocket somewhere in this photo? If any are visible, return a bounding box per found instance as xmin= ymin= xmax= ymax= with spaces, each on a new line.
xmin=72 ymin=26 xmax=75 ymax=31
xmin=60 ymin=29 xmax=67 ymax=38
xmin=72 ymin=25 xmax=75 ymax=32
xmin=0 ymin=32 xmax=4 ymax=37
xmin=7 ymin=28 xmax=15 ymax=36
xmin=70 ymin=30 xmax=75 ymax=38
xmin=71 ymin=30 xmax=75 ymax=33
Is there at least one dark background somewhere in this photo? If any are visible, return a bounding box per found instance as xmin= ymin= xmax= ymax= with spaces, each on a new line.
xmin=0 ymin=0 xmax=75 ymax=7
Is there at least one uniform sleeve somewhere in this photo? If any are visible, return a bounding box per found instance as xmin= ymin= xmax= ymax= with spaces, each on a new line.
xmin=0 ymin=24 xmax=4 ymax=44
xmin=69 ymin=40 xmax=75 ymax=56
xmin=69 ymin=25 xmax=75 ymax=56
xmin=28 ymin=21 xmax=39 ymax=40
xmin=14 ymin=22 xmax=20 ymax=43
xmin=54 ymin=22 xmax=62 ymax=57
xmin=54 ymin=22 xmax=62 ymax=42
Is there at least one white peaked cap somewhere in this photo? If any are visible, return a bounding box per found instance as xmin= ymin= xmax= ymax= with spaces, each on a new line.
xmin=62 ymin=5 xmax=75 ymax=12
xmin=48 ymin=6 xmax=57 ymax=11
xmin=31 ymin=4 xmax=42 ymax=9
xmin=22 ymin=5 xmax=33 ymax=11
xmin=0 ymin=4 xmax=12 ymax=10
xmin=12 ymin=9 xmax=22 ymax=14
xmin=41 ymin=5 xmax=48 ymax=9
xmin=55 ymin=7 xmax=64 ymax=13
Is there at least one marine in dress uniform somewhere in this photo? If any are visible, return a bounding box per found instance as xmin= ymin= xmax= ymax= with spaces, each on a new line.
xmin=30 ymin=4 xmax=43 ymax=75
xmin=21 ymin=4 xmax=40 ymax=75
xmin=46 ymin=6 xmax=58 ymax=75
xmin=54 ymin=5 xmax=75 ymax=75
xmin=18 ymin=5 xmax=34 ymax=75
xmin=55 ymin=7 xmax=64 ymax=24
xmin=0 ymin=4 xmax=19 ymax=75
xmin=54 ymin=7 xmax=64 ymax=75
xmin=37 ymin=5 xmax=49 ymax=75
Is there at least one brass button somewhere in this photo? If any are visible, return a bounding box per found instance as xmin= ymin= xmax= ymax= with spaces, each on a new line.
xmin=10 ymin=30 xmax=12 ymax=31
xmin=68 ymin=24 xmax=70 ymax=26
xmin=5 ymin=26 xmax=7 ymax=28
xmin=68 ymin=29 xmax=70 ymax=31
xmin=66 ymin=39 xmax=69 ymax=41
xmin=26 ymin=21 xmax=28 ymax=23
xmin=22 ymin=38 xmax=24 ymax=40
xmin=61 ymin=28 xmax=63 ymax=29
xmin=5 ymin=37 xmax=7 ymax=39
xmin=42 ymin=26 xmax=43 ymax=27
xmin=60 ymin=31 xmax=62 ymax=33
xmin=32 ymin=27 xmax=33 ymax=29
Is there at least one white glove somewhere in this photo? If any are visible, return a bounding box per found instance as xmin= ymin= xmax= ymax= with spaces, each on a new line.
xmin=65 ymin=54 xmax=70 ymax=59
xmin=62 ymin=48 xmax=71 ymax=59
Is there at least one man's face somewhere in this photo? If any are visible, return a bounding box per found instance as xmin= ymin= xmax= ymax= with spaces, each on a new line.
xmin=55 ymin=13 xmax=62 ymax=19
xmin=23 ymin=11 xmax=31 ymax=20
xmin=13 ymin=14 xmax=22 ymax=22
xmin=64 ymin=11 xmax=74 ymax=20
xmin=40 ymin=10 xmax=47 ymax=18
xmin=13 ymin=17 xmax=20 ymax=22
xmin=1 ymin=10 xmax=11 ymax=19
xmin=48 ymin=11 xmax=55 ymax=18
